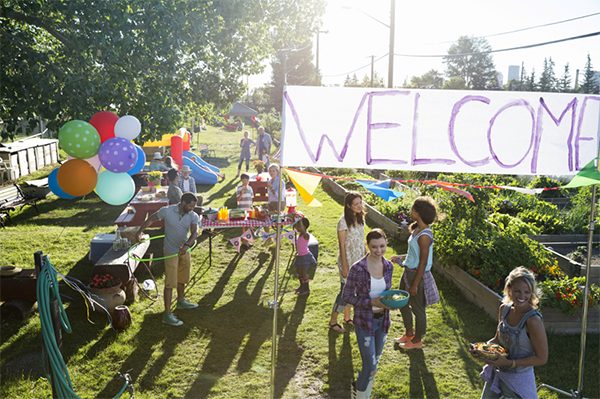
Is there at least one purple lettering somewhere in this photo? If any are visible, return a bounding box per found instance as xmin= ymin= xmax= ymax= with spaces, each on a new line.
xmin=535 ymin=97 xmax=577 ymax=173
xmin=575 ymin=96 xmax=600 ymax=170
xmin=412 ymin=92 xmax=455 ymax=166
xmin=367 ymin=90 xmax=409 ymax=165
xmin=448 ymin=95 xmax=491 ymax=167
xmin=487 ymin=99 xmax=535 ymax=169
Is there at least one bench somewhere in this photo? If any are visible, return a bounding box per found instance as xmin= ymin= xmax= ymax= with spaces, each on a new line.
xmin=0 ymin=184 xmax=40 ymax=227
xmin=114 ymin=206 xmax=136 ymax=227
xmin=198 ymin=144 xmax=216 ymax=159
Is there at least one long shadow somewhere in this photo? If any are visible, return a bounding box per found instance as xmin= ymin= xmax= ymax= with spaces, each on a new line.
xmin=325 ymin=327 xmax=354 ymax=398
xmin=394 ymin=347 xmax=440 ymax=399
xmin=183 ymin=252 xmax=276 ymax=398
xmin=95 ymin=252 xmax=245 ymax=398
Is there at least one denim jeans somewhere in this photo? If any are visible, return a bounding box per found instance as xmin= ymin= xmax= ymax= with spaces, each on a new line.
xmin=332 ymin=282 xmax=347 ymax=313
xmin=354 ymin=317 xmax=387 ymax=391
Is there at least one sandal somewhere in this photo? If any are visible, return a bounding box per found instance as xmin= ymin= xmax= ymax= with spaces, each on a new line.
xmin=343 ymin=319 xmax=354 ymax=326
xmin=328 ymin=323 xmax=345 ymax=333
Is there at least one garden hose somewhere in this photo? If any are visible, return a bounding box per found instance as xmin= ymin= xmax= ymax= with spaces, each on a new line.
xmin=37 ymin=256 xmax=131 ymax=398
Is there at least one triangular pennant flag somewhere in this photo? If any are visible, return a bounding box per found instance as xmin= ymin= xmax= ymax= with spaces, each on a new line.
xmin=261 ymin=231 xmax=271 ymax=242
xmin=241 ymin=230 xmax=254 ymax=243
xmin=284 ymin=168 xmax=322 ymax=207
xmin=282 ymin=231 xmax=296 ymax=245
xmin=563 ymin=157 xmax=600 ymax=188
xmin=229 ymin=237 xmax=241 ymax=253
xmin=434 ymin=183 xmax=475 ymax=202
xmin=356 ymin=180 xmax=404 ymax=201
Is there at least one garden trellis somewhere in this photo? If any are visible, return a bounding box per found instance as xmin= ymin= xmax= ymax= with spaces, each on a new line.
xmin=271 ymin=86 xmax=600 ymax=399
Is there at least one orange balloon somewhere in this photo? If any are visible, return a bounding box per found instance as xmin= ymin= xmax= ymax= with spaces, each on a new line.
xmin=56 ymin=159 xmax=98 ymax=196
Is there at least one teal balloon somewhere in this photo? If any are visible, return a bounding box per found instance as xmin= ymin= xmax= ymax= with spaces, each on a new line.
xmin=58 ymin=120 xmax=101 ymax=159
xmin=95 ymin=170 xmax=135 ymax=206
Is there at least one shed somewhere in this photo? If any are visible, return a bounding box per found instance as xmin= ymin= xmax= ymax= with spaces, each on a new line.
xmin=0 ymin=138 xmax=59 ymax=180
xmin=228 ymin=103 xmax=258 ymax=117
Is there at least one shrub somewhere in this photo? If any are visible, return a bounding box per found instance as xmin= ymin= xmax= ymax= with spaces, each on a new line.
xmin=488 ymin=212 xmax=541 ymax=235
xmin=516 ymin=201 xmax=564 ymax=234
xmin=529 ymin=175 xmax=569 ymax=198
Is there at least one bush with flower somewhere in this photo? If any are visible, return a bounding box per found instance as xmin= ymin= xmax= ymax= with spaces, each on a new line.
xmin=89 ymin=274 xmax=121 ymax=289
xmin=539 ymin=276 xmax=600 ymax=317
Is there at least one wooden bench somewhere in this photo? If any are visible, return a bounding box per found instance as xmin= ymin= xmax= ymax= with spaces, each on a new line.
xmin=114 ymin=206 xmax=136 ymax=227
xmin=0 ymin=184 xmax=40 ymax=227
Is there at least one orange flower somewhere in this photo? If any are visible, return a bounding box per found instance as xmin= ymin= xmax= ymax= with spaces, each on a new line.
xmin=475 ymin=270 xmax=480 ymax=274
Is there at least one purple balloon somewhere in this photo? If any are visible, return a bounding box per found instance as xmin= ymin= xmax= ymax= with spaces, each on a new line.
xmin=98 ymin=137 xmax=138 ymax=173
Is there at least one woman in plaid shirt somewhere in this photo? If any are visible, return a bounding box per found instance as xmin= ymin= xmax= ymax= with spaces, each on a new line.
xmin=343 ymin=228 xmax=394 ymax=399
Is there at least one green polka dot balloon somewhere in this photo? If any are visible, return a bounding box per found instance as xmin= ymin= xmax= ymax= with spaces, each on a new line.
xmin=58 ymin=120 xmax=101 ymax=159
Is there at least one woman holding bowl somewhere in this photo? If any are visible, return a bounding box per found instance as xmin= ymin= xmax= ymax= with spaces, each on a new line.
xmin=343 ymin=228 xmax=394 ymax=399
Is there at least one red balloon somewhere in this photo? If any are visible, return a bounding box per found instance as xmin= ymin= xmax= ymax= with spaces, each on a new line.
xmin=89 ymin=111 xmax=119 ymax=143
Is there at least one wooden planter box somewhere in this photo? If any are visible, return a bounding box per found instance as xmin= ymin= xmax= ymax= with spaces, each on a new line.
xmin=433 ymin=259 xmax=600 ymax=335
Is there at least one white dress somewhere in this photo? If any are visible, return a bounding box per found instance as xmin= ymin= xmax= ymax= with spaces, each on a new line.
xmin=337 ymin=215 xmax=365 ymax=283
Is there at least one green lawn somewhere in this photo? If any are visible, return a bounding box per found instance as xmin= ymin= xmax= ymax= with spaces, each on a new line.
xmin=1 ymin=126 xmax=597 ymax=398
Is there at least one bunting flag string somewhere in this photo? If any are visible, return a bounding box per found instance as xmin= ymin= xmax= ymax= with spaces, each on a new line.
xmin=281 ymin=231 xmax=296 ymax=246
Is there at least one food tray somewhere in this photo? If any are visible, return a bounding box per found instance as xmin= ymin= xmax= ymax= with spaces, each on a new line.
xmin=473 ymin=342 xmax=508 ymax=360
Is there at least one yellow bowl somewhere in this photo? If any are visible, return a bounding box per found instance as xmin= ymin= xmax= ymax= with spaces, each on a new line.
xmin=141 ymin=186 xmax=151 ymax=192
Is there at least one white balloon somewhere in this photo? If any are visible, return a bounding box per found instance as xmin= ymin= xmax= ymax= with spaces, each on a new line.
xmin=114 ymin=115 xmax=141 ymax=140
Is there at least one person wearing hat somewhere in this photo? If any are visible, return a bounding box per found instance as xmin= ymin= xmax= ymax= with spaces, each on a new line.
xmin=177 ymin=165 xmax=197 ymax=194
xmin=149 ymin=152 xmax=169 ymax=172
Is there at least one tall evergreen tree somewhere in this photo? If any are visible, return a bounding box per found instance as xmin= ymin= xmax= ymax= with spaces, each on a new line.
xmin=526 ymin=69 xmax=538 ymax=92
xmin=444 ymin=36 xmax=497 ymax=90
xmin=538 ymin=57 xmax=557 ymax=92
xmin=557 ymin=64 xmax=572 ymax=93
xmin=344 ymin=74 xmax=361 ymax=87
xmin=580 ymin=54 xmax=599 ymax=94
xmin=360 ymin=72 xmax=385 ymax=88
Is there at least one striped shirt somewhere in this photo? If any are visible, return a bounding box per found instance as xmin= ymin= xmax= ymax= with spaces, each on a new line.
xmin=236 ymin=185 xmax=254 ymax=210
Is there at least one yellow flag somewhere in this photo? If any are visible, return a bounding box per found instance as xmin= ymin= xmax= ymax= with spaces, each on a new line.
xmin=284 ymin=168 xmax=322 ymax=207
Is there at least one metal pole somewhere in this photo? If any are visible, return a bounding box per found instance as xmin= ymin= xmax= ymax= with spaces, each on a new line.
xmin=371 ymin=55 xmax=375 ymax=87
xmin=270 ymin=167 xmax=284 ymax=399
xmin=388 ymin=0 xmax=395 ymax=88
xmin=577 ymin=183 xmax=596 ymax=396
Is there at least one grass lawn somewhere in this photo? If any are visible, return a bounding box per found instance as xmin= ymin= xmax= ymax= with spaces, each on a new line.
xmin=1 ymin=126 xmax=598 ymax=398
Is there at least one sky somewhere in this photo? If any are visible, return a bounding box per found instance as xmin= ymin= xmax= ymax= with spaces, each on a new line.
xmin=247 ymin=0 xmax=600 ymax=89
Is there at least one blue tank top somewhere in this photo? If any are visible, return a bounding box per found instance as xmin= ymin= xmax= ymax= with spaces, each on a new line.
xmin=403 ymin=228 xmax=433 ymax=271
xmin=498 ymin=304 xmax=542 ymax=374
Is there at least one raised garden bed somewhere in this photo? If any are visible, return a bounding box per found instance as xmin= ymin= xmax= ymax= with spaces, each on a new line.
xmin=433 ymin=259 xmax=600 ymax=334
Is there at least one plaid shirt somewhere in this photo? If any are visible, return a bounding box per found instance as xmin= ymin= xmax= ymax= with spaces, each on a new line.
xmin=402 ymin=268 xmax=440 ymax=307
xmin=342 ymin=255 xmax=394 ymax=336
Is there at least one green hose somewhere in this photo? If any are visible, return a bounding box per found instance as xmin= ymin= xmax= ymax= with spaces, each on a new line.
xmin=37 ymin=256 xmax=130 ymax=398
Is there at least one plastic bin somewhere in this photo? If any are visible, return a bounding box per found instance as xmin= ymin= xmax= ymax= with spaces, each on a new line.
xmin=90 ymin=234 xmax=115 ymax=265
xmin=308 ymin=233 xmax=319 ymax=261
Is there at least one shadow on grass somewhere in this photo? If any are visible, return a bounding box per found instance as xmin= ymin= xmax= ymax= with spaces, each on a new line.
xmin=325 ymin=328 xmax=354 ymax=398
xmin=393 ymin=345 xmax=440 ymax=398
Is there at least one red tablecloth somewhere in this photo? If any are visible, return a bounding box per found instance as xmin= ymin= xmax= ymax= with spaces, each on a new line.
xmin=201 ymin=218 xmax=291 ymax=229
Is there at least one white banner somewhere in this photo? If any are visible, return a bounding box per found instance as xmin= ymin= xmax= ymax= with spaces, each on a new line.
xmin=281 ymin=86 xmax=600 ymax=175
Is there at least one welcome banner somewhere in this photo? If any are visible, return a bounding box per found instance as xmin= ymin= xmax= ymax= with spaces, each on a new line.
xmin=281 ymin=86 xmax=600 ymax=176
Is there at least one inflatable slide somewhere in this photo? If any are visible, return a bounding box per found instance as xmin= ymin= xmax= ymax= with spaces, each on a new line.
xmin=181 ymin=150 xmax=221 ymax=185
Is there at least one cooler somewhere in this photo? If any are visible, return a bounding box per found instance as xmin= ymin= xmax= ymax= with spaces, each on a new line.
xmin=308 ymin=233 xmax=319 ymax=261
xmin=90 ymin=234 xmax=115 ymax=265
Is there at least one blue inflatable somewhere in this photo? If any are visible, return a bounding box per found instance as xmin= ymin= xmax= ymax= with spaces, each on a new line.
xmin=182 ymin=156 xmax=218 ymax=185
xmin=182 ymin=150 xmax=219 ymax=173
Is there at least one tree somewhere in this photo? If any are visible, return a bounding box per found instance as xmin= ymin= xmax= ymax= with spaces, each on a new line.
xmin=344 ymin=74 xmax=361 ymax=87
xmin=443 ymin=36 xmax=497 ymax=90
xmin=1 ymin=0 xmax=325 ymax=141
xmin=270 ymin=39 xmax=320 ymax=112
xmin=409 ymin=69 xmax=444 ymax=88
xmin=442 ymin=77 xmax=467 ymax=90
xmin=504 ymin=79 xmax=521 ymax=91
xmin=580 ymin=54 xmax=599 ymax=94
xmin=525 ymin=69 xmax=538 ymax=92
xmin=360 ymin=71 xmax=385 ymax=88
xmin=538 ymin=57 xmax=557 ymax=92
xmin=557 ymin=63 xmax=572 ymax=93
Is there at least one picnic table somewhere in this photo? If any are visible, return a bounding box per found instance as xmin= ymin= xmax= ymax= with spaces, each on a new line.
xmin=114 ymin=187 xmax=169 ymax=228
xmin=248 ymin=173 xmax=270 ymax=202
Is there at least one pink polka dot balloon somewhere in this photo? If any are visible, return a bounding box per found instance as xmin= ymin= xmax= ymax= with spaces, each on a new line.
xmin=98 ymin=137 xmax=139 ymax=173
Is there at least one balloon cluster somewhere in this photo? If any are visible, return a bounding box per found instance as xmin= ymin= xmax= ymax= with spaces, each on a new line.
xmin=49 ymin=112 xmax=146 ymax=206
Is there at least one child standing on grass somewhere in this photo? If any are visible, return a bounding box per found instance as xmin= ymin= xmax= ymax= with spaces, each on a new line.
xmin=391 ymin=196 xmax=440 ymax=350
xmin=261 ymin=147 xmax=270 ymax=169
xmin=236 ymin=173 xmax=254 ymax=248
xmin=293 ymin=216 xmax=316 ymax=296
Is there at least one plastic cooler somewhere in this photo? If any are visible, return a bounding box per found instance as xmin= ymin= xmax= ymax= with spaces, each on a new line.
xmin=308 ymin=233 xmax=319 ymax=261
xmin=90 ymin=234 xmax=115 ymax=265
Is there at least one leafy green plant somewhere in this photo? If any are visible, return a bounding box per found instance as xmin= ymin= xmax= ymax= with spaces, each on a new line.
xmin=516 ymin=201 xmax=564 ymax=234
xmin=488 ymin=212 xmax=541 ymax=235
xmin=529 ymin=175 xmax=569 ymax=198
xmin=539 ymin=277 xmax=600 ymax=316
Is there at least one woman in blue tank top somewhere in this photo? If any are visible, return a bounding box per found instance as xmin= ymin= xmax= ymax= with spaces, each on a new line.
xmin=469 ymin=266 xmax=548 ymax=399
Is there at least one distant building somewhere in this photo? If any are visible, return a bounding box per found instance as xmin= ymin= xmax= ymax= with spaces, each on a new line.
xmin=508 ymin=65 xmax=520 ymax=82
xmin=497 ymin=72 xmax=503 ymax=87
xmin=594 ymin=71 xmax=600 ymax=92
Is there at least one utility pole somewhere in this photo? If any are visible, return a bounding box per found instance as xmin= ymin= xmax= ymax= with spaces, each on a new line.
xmin=575 ymin=69 xmax=580 ymax=91
xmin=370 ymin=55 xmax=375 ymax=87
xmin=388 ymin=0 xmax=395 ymax=88
xmin=316 ymin=30 xmax=328 ymax=86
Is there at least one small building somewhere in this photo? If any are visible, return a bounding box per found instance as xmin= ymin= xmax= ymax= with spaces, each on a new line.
xmin=0 ymin=138 xmax=59 ymax=181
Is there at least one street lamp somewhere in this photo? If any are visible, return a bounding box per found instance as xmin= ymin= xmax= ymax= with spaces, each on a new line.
xmin=342 ymin=1 xmax=395 ymax=88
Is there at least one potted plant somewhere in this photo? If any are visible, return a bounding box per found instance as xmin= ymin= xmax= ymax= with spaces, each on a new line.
xmin=253 ymin=160 xmax=266 ymax=174
xmin=88 ymin=273 xmax=125 ymax=313
xmin=146 ymin=171 xmax=163 ymax=192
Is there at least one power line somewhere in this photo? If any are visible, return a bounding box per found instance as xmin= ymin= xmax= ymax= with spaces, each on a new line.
xmin=322 ymin=54 xmax=388 ymax=78
xmin=394 ymin=31 xmax=600 ymax=58
xmin=406 ymin=11 xmax=600 ymax=47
